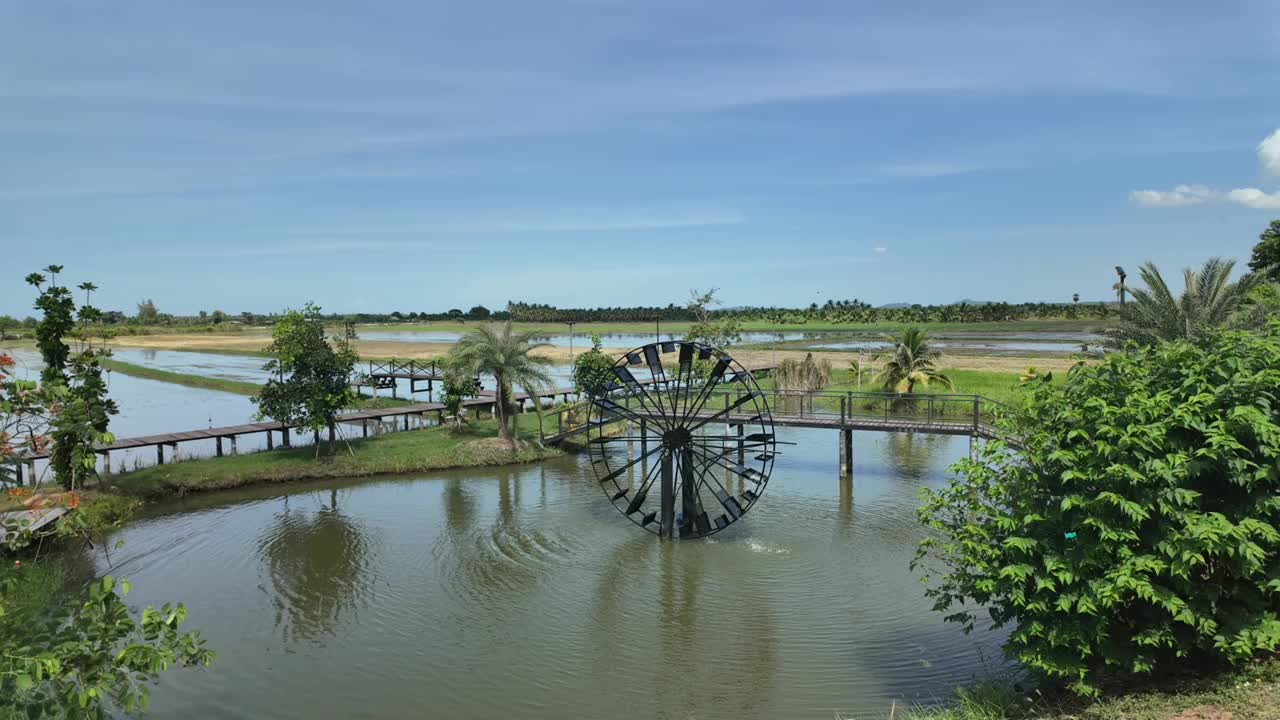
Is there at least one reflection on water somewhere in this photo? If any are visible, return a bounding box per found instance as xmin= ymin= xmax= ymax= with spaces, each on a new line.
xmin=258 ymin=489 xmax=376 ymax=644
xmin=88 ymin=426 xmax=1007 ymax=719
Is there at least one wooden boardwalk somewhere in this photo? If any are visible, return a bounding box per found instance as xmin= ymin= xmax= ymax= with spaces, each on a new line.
xmin=5 ymin=365 xmax=779 ymax=484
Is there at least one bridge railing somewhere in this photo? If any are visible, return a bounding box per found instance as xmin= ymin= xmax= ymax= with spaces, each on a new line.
xmin=547 ymin=386 xmax=1016 ymax=440
xmin=366 ymin=359 xmax=439 ymax=377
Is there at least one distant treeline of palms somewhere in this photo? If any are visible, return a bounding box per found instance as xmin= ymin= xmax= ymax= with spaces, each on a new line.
xmin=504 ymin=299 xmax=1113 ymax=325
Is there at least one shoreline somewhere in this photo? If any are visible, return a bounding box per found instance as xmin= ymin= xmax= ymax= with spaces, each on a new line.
xmin=99 ymin=333 xmax=1084 ymax=374
xmin=101 ymin=416 xmax=564 ymax=500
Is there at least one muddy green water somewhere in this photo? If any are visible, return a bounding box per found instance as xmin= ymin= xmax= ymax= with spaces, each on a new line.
xmin=94 ymin=427 xmax=1004 ymax=719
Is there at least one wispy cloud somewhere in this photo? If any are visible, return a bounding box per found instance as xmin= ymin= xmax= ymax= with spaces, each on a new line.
xmin=1131 ymin=128 xmax=1280 ymax=210
xmin=1130 ymin=184 xmax=1216 ymax=208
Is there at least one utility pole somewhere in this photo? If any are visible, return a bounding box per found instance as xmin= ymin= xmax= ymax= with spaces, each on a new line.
xmin=567 ymin=320 xmax=576 ymax=360
xmin=1115 ymin=266 xmax=1127 ymax=306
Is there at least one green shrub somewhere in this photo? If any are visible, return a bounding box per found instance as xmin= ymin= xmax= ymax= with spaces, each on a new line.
xmin=571 ymin=334 xmax=615 ymax=398
xmin=914 ymin=324 xmax=1280 ymax=696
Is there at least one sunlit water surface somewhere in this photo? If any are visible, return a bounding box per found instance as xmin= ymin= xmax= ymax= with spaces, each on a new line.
xmin=87 ymin=427 xmax=1008 ymax=719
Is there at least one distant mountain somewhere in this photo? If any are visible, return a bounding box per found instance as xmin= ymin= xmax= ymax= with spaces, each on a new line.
xmin=877 ymin=302 xmax=911 ymax=309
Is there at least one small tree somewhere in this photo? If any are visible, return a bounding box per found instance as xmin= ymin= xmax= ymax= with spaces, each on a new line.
xmin=873 ymin=327 xmax=952 ymax=393
xmin=467 ymin=305 xmax=491 ymax=320
xmin=1247 ymin=219 xmax=1280 ymax=282
xmin=439 ymin=358 xmax=481 ymax=426
xmin=684 ymin=288 xmax=741 ymax=349
xmin=253 ymin=303 xmax=358 ymax=455
xmin=915 ymin=325 xmax=1280 ymax=696
xmin=25 ymin=268 xmax=118 ymax=490
xmin=135 ymin=298 xmax=159 ymax=324
xmin=447 ymin=322 xmax=553 ymax=447
xmin=0 ymin=315 xmax=16 ymax=340
xmin=572 ymin=334 xmax=616 ymax=399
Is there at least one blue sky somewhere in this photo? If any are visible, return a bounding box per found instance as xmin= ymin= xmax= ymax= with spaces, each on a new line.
xmin=3 ymin=0 xmax=1280 ymax=317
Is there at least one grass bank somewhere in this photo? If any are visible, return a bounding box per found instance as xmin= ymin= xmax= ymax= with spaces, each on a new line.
xmin=101 ymin=358 xmax=413 ymax=410
xmin=903 ymin=658 xmax=1279 ymax=720
xmin=107 ymin=415 xmax=560 ymax=499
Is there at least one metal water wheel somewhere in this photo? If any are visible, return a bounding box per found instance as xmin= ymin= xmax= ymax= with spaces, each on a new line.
xmin=588 ymin=341 xmax=776 ymax=539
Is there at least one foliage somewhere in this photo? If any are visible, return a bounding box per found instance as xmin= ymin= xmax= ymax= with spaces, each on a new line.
xmin=1105 ymin=258 xmax=1262 ymax=347
xmin=872 ymin=327 xmax=953 ymax=393
xmin=1247 ymin=219 xmax=1280 ymax=282
xmin=0 ymin=315 xmax=17 ymax=341
xmin=439 ymin=358 xmax=481 ymax=423
xmin=134 ymin=299 xmax=159 ymax=324
xmin=1 ymin=496 xmax=214 ymax=718
xmin=683 ymin=288 xmax=742 ymax=349
xmin=774 ymin=353 xmax=832 ymax=393
xmin=571 ymin=334 xmax=616 ymax=398
xmin=914 ymin=325 xmax=1280 ymax=696
xmin=447 ymin=322 xmax=553 ymax=446
xmin=254 ymin=304 xmax=359 ymax=453
xmin=24 ymin=268 xmax=118 ymax=490
xmin=1 ymin=353 xmax=51 ymax=486
xmin=505 ymin=298 xmax=1115 ymax=325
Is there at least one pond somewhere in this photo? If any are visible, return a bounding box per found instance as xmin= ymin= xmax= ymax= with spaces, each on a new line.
xmin=90 ymin=426 xmax=1007 ymax=719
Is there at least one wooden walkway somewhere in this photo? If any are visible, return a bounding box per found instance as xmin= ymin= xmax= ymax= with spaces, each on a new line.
xmin=5 ymin=365 xmax=778 ymax=485
xmin=542 ymin=389 xmax=1010 ymax=446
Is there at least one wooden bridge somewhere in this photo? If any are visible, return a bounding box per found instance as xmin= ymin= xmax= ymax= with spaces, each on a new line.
xmin=355 ymin=359 xmax=446 ymax=396
xmin=543 ymin=389 xmax=1014 ymax=475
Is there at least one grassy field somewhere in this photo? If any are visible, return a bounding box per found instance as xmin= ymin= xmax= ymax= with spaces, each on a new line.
xmin=107 ymin=414 xmax=558 ymax=499
xmin=903 ymin=658 xmax=1279 ymax=720
xmin=101 ymin=358 xmax=412 ymax=410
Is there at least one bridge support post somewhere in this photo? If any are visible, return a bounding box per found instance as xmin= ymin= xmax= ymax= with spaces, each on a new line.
xmin=737 ymin=422 xmax=745 ymax=464
xmin=402 ymin=414 xmax=409 ymax=431
xmin=156 ymin=445 xmax=164 ymax=465
xmin=266 ymin=430 xmax=274 ymax=450
xmin=26 ymin=460 xmax=35 ymax=485
xmin=99 ymin=451 xmax=110 ymax=479
xmin=168 ymin=443 xmax=179 ymax=462
xmin=362 ymin=419 xmax=369 ymax=438
xmin=216 ymin=437 xmax=223 ymax=457
xmin=640 ymin=419 xmax=647 ymax=454
xmin=282 ymin=428 xmax=291 ymax=448
xmin=839 ymin=429 xmax=853 ymax=477
xmin=229 ymin=435 xmax=238 ymax=456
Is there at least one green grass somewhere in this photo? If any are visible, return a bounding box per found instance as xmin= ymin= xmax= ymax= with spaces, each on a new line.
xmin=102 ymin=358 xmax=261 ymax=395
xmin=902 ymin=658 xmax=1280 ymax=720
xmin=107 ymin=414 xmax=559 ymax=498
xmin=760 ymin=367 xmax=1065 ymax=410
xmin=101 ymin=358 xmax=413 ymax=409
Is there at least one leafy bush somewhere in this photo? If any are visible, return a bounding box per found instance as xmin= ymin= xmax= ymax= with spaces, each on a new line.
xmin=571 ymin=334 xmax=615 ymax=399
xmin=914 ymin=325 xmax=1280 ymax=696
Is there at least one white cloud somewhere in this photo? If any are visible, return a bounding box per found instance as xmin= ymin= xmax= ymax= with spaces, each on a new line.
xmin=1227 ymin=188 xmax=1280 ymax=209
xmin=1259 ymin=129 xmax=1280 ymax=177
xmin=1132 ymin=128 xmax=1280 ymax=209
xmin=873 ymin=246 xmax=888 ymax=253
xmin=1130 ymin=184 xmax=1216 ymax=208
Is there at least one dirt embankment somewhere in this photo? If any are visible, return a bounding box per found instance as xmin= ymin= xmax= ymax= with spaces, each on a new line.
xmin=108 ymin=332 xmax=1083 ymax=374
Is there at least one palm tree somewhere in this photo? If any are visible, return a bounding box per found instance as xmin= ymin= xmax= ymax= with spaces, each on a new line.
xmin=449 ymin=321 xmax=554 ymax=446
xmin=873 ymin=327 xmax=953 ymax=394
xmin=1105 ymin=258 xmax=1261 ymax=347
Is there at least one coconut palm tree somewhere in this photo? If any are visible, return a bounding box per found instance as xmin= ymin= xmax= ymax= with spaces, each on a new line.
xmin=873 ymin=327 xmax=953 ymax=394
xmin=449 ymin=321 xmax=554 ymax=446
xmin=1105 ymin=258 xmax=1261 ymax=347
